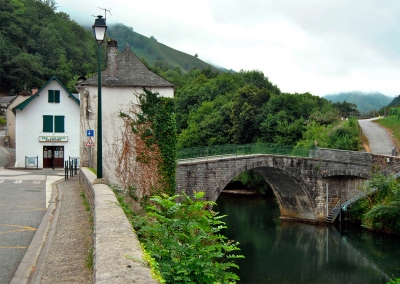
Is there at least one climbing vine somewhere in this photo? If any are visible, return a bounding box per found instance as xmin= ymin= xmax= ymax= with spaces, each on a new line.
xmin=116 ymin=88 xmax=177 ymax=200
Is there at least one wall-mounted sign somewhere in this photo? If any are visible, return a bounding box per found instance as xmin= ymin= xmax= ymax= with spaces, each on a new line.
xmin=86 ymin=129 xmax=94 ymax=137
xmin=39 ymin=136 xmax=68 ymax=142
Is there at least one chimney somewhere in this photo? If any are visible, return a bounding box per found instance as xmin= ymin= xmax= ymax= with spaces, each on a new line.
xmin=32 ymin=88 xmax=38 ymax=95
xmin=106 ymin=39 xmax=118 ymax=78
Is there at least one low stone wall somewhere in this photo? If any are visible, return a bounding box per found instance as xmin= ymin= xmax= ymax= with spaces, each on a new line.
xmin=79 ymin=168 xmax=158 ymax=284
xmin=316 ymin=148 xmax=372 ymax=166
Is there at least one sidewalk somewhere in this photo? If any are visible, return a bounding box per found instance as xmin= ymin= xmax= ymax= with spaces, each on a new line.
xmin=11 ymin=175 xmax=93 ymax=283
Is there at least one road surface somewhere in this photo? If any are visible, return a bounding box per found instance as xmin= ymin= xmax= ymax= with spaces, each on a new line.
xmin=358 ymin=118 xmax=396 ymax=156
xmin=0 ymin=165 xmax=63 ymax=284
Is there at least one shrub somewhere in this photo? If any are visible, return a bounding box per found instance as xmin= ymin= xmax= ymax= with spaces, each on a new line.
xmin=133 ymin=192 xmax=243 ymax=283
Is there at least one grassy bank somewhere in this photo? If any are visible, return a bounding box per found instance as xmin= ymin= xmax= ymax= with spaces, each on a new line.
xmin=374 ymin=116 xmax=400 ymax=146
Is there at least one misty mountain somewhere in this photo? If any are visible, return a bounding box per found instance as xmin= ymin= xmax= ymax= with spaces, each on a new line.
xmin=323 ymin=92 xmax=392 ymax=113
xmin=106 ymin=23 xmax=223 ymax=73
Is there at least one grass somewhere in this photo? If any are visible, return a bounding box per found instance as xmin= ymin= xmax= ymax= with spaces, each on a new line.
xmin=374 ymin=116 xmax=400 ymax=143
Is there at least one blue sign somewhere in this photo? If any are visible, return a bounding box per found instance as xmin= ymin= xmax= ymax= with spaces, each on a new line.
xmin=86 ymin=129 xmax=94 ymax=137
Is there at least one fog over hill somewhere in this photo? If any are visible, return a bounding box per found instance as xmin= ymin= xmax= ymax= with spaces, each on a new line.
xmin=323 ymin=92 xmax=392 ymax=113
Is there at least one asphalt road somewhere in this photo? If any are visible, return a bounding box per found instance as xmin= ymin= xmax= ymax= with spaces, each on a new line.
xmin=0 ymin=166 xmax=64 ymax=284
xmin=358 ymin=118 xmax=396 ymax=155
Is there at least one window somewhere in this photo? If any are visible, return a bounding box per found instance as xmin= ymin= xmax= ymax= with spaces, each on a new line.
xmin=48 ymin=90 xmax=60 ymax=103
xmin=43 ymin=115 xmax=53 ymax=132
xmin=43 ymin=115 xmax=65 ymax=133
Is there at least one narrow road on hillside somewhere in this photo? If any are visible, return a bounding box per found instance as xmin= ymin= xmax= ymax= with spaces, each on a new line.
xmin=358 ymin=118 xmax=396 ymax=156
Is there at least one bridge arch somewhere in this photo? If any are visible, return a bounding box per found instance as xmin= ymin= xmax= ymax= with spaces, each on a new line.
xmin=209 ymin=158 xmax=317 ymax=222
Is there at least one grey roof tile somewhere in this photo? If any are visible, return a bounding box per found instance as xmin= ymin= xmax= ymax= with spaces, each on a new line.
xmin=80 ymin=47 xmax=175 ymax=88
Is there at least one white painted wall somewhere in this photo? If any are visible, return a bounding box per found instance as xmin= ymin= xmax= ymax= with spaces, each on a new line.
xmin=7 ymin=96 xmax=30 ymax=148
xmin=79 ymin=85 xmax=174 ymax=185
xmin=15 ymin=80 xmax=80 ymax=168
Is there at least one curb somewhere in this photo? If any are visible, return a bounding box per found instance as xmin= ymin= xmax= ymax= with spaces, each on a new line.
xmin=9 ymin=180 xmax=62 ymax=284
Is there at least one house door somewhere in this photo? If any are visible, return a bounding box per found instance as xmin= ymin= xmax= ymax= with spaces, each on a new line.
xmin=43 ymin=146 xmax=64 ymax=168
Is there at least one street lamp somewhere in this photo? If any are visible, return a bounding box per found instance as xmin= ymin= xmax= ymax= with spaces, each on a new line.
xmin=92 ymin=15 xmax=107 ymax=179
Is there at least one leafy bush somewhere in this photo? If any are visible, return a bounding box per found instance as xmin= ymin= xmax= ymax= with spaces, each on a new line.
xmin=0 ymin=117 xmax=6 ymax=125
xmin=348 ymin=174 xmax=400 ymax=234
xmin=133 ymin=192 xmax=243 ymax=283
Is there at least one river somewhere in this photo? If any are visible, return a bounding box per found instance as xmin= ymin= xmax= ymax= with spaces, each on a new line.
xmin=216 ymin=193 xmax=400 ymax=284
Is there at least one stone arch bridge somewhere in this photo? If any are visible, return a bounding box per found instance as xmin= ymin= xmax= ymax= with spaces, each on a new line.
xmin=176 ymin=148 xmax=398 ymax=223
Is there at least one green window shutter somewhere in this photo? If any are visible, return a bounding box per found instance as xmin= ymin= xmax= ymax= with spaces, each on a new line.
xmin=48 ymin=90 xmax=54 ymax=102
xmin=54 ymin=116 xmax=65 ymax=133
xmin=55 ymin=90 xmax=60 ymax=103
xmin=43 ymin=115 xmax=53 ymax=132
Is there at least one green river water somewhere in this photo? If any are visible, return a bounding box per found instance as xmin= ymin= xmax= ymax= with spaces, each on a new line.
xmin=216 ymin=193 xmax=400 ymax=284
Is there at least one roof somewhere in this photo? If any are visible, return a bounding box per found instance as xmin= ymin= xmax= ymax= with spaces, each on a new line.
xmin=13 ymin=76 xmax=79 ymax=111
xmin=0 ymin=96 xmax=17 ymax=106
xmin=79 ymin=47 xmax=175 ymax=88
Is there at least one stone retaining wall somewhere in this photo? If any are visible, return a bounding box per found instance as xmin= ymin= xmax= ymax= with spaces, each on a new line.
xmin=79 ymin=168 xmax=158 ymax=284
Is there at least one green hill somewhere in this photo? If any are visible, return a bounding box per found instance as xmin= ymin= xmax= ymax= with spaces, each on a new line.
xmin=107 ymin=23 xmax=222 ymax=73
xmin=323 ymin=92 xmax=392 ymax=113
xmin=387 ymin=95 xmax=400 ymax=107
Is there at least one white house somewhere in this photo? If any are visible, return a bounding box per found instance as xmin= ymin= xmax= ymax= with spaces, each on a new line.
xmin=13 ymin=76 xmax=80 ymax=168
xmin=5 ymin=88 xmax=37 ymax=148
xmin=76 ymin=39 xmax=175 ymax=186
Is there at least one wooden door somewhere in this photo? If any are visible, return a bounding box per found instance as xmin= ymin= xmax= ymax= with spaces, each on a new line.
xmin=43 ymin=146 xmax=64 ymax=168
xmin=43 ymin=146 xmax=53 ymax=168
xmin=53 ymin=146 xmax=64 ymax=168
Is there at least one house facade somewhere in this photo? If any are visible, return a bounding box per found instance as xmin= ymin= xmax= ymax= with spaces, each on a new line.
xmin=5 ymin=89 xmax=37 ymax=148
xmin=13 ymin=77 xmax=80 ymax=168
xmin=76 ymin=39 xmax=175 ymax=186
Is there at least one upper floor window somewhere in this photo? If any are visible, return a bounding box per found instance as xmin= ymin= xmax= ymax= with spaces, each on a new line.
xmin=48 ymin=90 xmax=60 ymax=103
xmin=43 ymin=115 xmax=65 ymax=133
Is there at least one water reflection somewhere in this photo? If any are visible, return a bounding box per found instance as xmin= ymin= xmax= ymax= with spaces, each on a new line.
xmin=216 ymin=193 xmax=400 ymax=284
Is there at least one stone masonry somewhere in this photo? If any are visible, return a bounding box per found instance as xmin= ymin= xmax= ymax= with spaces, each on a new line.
xmin=176 ymin=148 xmax=399 ymax=223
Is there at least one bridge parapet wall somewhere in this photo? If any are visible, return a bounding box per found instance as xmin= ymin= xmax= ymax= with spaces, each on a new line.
xmin=316 ymin=148 xmax=372 ymax=165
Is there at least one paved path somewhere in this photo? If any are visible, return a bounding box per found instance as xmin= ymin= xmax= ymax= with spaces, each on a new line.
xmin=33 ymin=176 xmax=93 ymax=284
xmin=358 ymin=118 xmax=396 ymax=155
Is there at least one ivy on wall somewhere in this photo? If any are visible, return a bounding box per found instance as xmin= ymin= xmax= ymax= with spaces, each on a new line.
xmin=116 ymin=88 xmax=177 ymax=199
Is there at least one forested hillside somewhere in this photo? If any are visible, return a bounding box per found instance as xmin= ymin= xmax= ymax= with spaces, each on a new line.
xmin=324 ymin=92 xmax=392 ymax=113
xmin=388 ymin=95 xmax=400 ymax=107
xmin=0 ymin=0 xmax=99 ymax=94
xmin=0 ymin=0 xmax=222 ymax=95
xmin=106 ymin=23 xmax=223 ymax=74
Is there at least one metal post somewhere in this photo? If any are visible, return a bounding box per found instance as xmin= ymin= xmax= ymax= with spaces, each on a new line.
xmin=89 ymin=146 xmax=92 ymax=168
xmin=326 ymin=183 xmax=329 ymax=216
xmin=97 ymin=43 xmax=103 ymax=178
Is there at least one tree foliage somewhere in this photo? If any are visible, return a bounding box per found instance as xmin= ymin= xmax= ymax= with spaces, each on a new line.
xmin=0 ymin=0 xmax=98 ymax=93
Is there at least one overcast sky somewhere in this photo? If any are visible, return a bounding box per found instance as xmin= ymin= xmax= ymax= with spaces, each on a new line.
xmin=56 ymin=0 xmax=400 ymax=97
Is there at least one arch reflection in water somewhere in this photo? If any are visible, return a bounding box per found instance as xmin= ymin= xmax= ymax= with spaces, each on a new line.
xmin=216 ymin=193 xmax=400 ymax=284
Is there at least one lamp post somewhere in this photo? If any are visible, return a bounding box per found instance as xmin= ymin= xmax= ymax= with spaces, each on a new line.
xmin=92 ymin=15 xmax=107 ymax=178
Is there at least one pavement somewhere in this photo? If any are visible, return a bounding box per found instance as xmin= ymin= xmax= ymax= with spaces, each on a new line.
xmin=0 ymin=146 xmax=92 ymax=284
xmin=358 ymin=118 xmax=397 ymax=155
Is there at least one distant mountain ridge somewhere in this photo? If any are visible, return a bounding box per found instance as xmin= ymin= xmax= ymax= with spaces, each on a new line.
xmin=323 ymin=92 xmax=392 ymax=113
xmin=106 ymin=23 xmax=225 ymax=73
